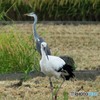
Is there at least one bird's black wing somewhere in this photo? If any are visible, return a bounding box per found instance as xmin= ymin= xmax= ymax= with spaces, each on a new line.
xmin=59 ymin=56 xmax=76 ymax=70
xmin=56 ymin=56 xmax=75 ymax=80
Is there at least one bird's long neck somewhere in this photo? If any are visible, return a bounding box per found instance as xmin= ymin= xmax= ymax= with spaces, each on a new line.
xmin=41 ymin=48 xmax=48 ymax=61
xmin=33 ymin=15 xmax=39 ymax=41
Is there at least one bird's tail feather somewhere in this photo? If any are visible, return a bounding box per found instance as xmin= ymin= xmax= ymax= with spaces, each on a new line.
xmin=63 ymin=64 xmax=75 ymax=80
xmin=60 ymin=56 xmax=76 ymax=70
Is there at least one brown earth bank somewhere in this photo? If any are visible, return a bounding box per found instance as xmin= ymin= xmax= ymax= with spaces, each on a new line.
xmin=0 ymin=70 xmax=100 ymax=81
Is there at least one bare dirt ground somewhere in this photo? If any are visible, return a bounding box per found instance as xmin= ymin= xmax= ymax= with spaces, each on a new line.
xmin=0 ymin=76 xmax=100 ymax=100
xmin=0 ymin=22 xmax=100 ymax=100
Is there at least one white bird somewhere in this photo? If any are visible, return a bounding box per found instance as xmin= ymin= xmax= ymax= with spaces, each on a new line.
xmin=40 ymin=42 xmax=75 ymax=99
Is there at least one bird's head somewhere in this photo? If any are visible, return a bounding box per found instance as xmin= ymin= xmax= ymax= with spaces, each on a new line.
xmin=24 ymin=12 xmax=37 ymax=18
xmin=41 ymin=42 xmax=47 ymax=48
xmin=24 ymin=12 xmax=37 ymax=23
xmin=41 ymin=42 xmax=49 ymax=60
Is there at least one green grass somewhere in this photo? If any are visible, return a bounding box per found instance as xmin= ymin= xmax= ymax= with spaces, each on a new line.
xmin=63 ymin=91 xmax=68 ymax=100
xmin=0 ymin=32 xmax=40 ymax=74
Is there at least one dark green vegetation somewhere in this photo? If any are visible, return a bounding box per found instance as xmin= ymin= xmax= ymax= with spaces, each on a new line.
xmin=0 ymin=0 xmax=100 ymax=21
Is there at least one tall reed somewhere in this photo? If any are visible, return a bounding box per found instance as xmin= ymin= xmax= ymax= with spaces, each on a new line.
xmin=0 ymin=0 xmax=99 ymax=21
xmin=0 ymin=32 xmax=40 ymax=74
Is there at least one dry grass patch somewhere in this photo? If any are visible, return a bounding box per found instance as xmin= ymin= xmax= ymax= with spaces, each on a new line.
xmin=0 ymin=76 xmax=100 ymax=100
xmin=1 ymin=23 xmax=100 ymax=70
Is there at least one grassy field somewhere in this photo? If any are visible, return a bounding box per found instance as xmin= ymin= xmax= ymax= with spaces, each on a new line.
xmin=0 ymin=23 xmax=100 ymax=99
xmin=0 ymin=23 xmax=100 ymax=71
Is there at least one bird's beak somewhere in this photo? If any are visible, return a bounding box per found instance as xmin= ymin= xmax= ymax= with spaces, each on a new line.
xmin=24 ymin=13 xmax=28 ymax=16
